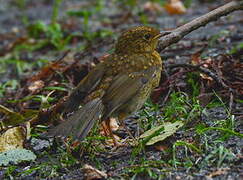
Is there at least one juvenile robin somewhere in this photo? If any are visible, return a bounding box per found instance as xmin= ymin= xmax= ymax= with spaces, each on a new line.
xmin=48 ymin=26 xmax=164 ymax=145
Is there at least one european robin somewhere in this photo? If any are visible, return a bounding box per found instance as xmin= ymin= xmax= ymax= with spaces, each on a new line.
xmin=48 ymin=26 xmax=163 ymax=145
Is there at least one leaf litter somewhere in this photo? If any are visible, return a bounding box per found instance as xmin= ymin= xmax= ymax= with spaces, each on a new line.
xmin=0 ymin=0 xmax=242 ymax=179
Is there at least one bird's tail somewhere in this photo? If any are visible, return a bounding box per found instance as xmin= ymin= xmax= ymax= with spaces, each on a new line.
xmin=47 ymin=98 xmax=104 ymax=140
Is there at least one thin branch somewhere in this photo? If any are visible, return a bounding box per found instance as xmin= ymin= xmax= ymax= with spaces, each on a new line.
xmin=229 ymin=92 xmax=234 ymax=114
xmin=167 ymin=63 xmax=228 ymax=89
xmin=158 ymin=0 xmax=243 ymax=52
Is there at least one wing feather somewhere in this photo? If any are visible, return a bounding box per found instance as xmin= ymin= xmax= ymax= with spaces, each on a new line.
xmin=103 ymin=66 xmax=157 ymax=117
xmin=64 ymin=63 xmax=106 ymax=113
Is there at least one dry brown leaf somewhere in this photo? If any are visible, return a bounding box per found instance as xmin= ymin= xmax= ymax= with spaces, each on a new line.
xmin=143 ymin=2 xmax=164 ymax=13
xmin=198 ymin=93 xmax=213 ymax=107
xmin=200 ymin=73 xmax=213 ymax=81
xmin=100 ymin=119 xmax=121 ymax=146
xmin=98 ymin=54 xmax=110 ymax=63
xmin=28 ymin=80 xmax=45 ymax=93
xmin=0 ymin=126 xmax=26 ymax=152
xmin=191 ymin=52 xmax=213 ymax=81
xmin=154 ymin=144 xmax=169 ymax=151
xmin=206 ymin=168 xmax=230 ymax=178
xmin=28 ymin=52 xmax=73 ymax=83
xmin=105 ymin=134 xmax=121 ymax=146
xmin=201 ymin=57 xmax=213 ymax=81
xmin=100 ymin=118 xmax=119 ymax=135
xmin=28 ymin=62 xmax=63 ymax=82
xmin=82 ymin=164 xmax=107 ymax=180
xmin=109 ymin=117 xmax=119 ymax=131
xmin=164 ymin=0 xmax=186 ymax=15
xmin=191 ymin=52 xmax=202 ymax=65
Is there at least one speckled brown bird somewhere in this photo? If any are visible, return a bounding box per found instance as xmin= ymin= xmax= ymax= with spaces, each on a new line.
xmin=48 ymin=26 xmax=163 ymax=144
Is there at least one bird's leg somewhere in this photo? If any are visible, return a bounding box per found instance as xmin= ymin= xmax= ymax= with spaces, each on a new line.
xmin=118 ymin=113 xmax=136 ymax=141
xmin=101 ymin=121 xmax=109 ymax=137
xmin=102 ymin=118 xmax=120 ymax=146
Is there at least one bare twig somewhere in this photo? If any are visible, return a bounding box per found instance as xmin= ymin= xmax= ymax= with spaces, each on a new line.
xmin=158 ymin=0 xmax=243 ymax=52
xmin=167 ymin=63 xmax=228 ymax=89
xmin=38 ymin=1 xmax=243 ymax=123
xmin=229 ymin=92 xmax=234 ymax=114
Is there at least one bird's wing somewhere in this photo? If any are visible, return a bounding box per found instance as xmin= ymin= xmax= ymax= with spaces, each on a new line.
xmin=48 ymin=98 xmax=104 ymax=140
xmin=102 ymin=66 xmax=158 ymax=117
xmin=63 ymin=62 xmax=106 ymax=113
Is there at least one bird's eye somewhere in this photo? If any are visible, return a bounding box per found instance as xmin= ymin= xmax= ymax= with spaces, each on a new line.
xmin=144 ymin=33 xmax=151 ymax=40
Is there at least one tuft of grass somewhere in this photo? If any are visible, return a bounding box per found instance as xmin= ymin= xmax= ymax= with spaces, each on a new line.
xmin=187 ymin=72 xmax=200 ymax=98
xmin=5 ymin=165 xmax=18 ymax=179
xmin=14 ymin=0 xmax=28 ymax=25
xmin=229 ymin=42 xmax=243 ymax=59
xmin=172 ymin=140 xmax=202 ymax=168
xmin=15 ymin=0 xmax=70 ymax=51
xmin=208 ymin=30 xmax=230 ymax=47
xmin=202 ymin=92 xmax=241 ymax=141
xmin=184 ymin=0 xmax=193 ymax=8
xmin=196 ymin=124 xmax=243 ymax=139
xmin=67 ymin=5 xmax=112 ymax=42
xmin=0 ymin=80 xmax=19 ymax=98
xmin=52 ymin=0 xmax=63 ymax=24
xmin=26 ymin=21 xmax=70 ymax=50
xmin=132 ymin=91 xmax=202 ymax=167
xmin=125 ymin=159 xmax=167 ymax=179
xmin=163 ymin=92 xmax=202 ymax=124
xmin=200 ymin=145 xmax=236 ymax=168
xmin=139 ymin=99 xmax=160 ymax=131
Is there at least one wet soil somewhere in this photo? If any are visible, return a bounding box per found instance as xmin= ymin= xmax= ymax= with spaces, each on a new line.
xmin=0 ymin=0 xmax=242 ymax=179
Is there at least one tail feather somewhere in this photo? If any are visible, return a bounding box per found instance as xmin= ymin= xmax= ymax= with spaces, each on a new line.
xmin=47 ymin=98 xmax=104 ymax=140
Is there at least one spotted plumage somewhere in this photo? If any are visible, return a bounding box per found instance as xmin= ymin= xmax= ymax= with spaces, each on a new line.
xmin=48 ymin=26 xmax=163 ymax=144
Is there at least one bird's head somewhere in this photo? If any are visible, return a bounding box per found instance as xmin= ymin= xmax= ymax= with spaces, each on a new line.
xmin=115 ymin=26 xmax=162 ymax=54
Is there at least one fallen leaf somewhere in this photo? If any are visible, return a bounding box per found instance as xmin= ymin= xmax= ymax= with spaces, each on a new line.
xmin=109 ymin=117 xmax=119 ymax=131
xmin=100 ymin=119 xmax=121 ymax=146
xmin=28 ymin=51 xmax=72 ymax=83
xmin=155 ymin=144 xmax=169 ymax=151
xmin=191 ymin=51 xmax=202 ymax=65
xmin=100 ymin=118 xmax=119 ymax=135
xmin=191 ymin=52 xmax=213 ymax=82
xmin=25 ymin=121 xmax=31 ymax=140
xmin=200 ymin=73 xmax=213 ymax=81
xmin=200 ymin=57 xmax=214 ymax=81
xmin=143 ymin=2 xmax=163 ymax=13
xmin=140 ymin=121 xmax=184 ymax=145
xmin=164 ymin=0 xmax=186 ymax=15
xmin=206 ymin=168 xmax=230 ymax=178
xmin=198 ymin=93 xmax=213 ymax=106
xmin=0 ymin=126 xmax=26 ymax=152
xmin=28 ymin=80 xmax=45 ymax=93
xmin=105 ymin=134 xmax=121 ymax=146
xmin=0 ymin=105 xmax=25 ymax=128
xmin=82 ymin=164 xmax=107 ymax=180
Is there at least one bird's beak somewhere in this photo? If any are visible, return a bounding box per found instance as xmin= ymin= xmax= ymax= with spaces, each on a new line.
xmin=153 ymin=31 xmax=172 ymax=40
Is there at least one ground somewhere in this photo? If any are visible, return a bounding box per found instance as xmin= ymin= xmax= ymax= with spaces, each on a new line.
xmin=0 ymin=0 xmax=242 ymax=179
